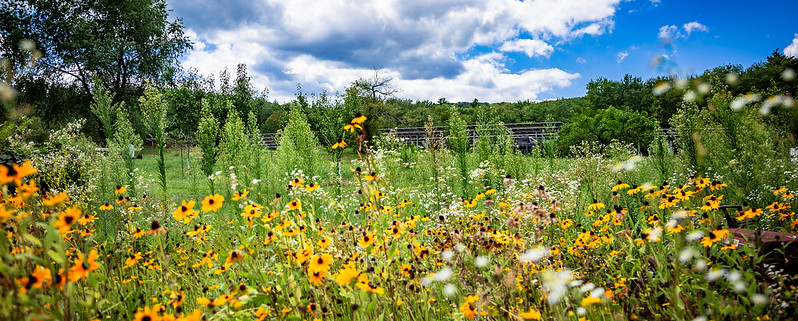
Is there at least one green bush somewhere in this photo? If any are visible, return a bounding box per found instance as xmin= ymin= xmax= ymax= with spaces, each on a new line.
xmin=276 ymin=104 xmax=321 ymax=179
xmin=556 ymin=106 xmax=658 ymax=156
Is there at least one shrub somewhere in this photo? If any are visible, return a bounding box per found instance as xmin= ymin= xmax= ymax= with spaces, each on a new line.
xmin=557 ymin=106 xmax=658 ymax=156
xmin=276 ymin=104 xmax=321 ymax=178
xmin=196 ymin=98 xmax=220 ymax=191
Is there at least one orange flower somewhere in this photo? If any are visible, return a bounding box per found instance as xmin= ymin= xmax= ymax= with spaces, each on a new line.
xmin=202 ymin=194 xmax=224 ymax=212
xmin=68 ymin=249 xmax=101 ymax=282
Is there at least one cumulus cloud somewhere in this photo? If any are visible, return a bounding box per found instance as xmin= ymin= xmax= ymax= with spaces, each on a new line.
xmin=683 ymin=21 xmax=708 ymax=35
xmin=785 ymin=34 xmax=798 ymax=58
xmin=659 ymin=21 xmax=708 ymax=43
xmin=617 ymin=51 xmax=629 ymax=63
xmin=658 ymin=25 xmax=682 ymax=41
xmin=499 ymin=39 xmax=554 ymax=58
xmin=172 ymin=0 xmax=623 ymax=101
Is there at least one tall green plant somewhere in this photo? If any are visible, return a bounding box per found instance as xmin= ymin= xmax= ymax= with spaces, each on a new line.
xmin=196 ymin=98 xmax=220 ymax=193
xmin=89 ymin=82 xmax=115 ymax=145
xmin=276 ymin=104 xmax=321 ymax=178
xmin=217 ymin=101 xmax=249 ymax=186
xmin=447 ymin=107 xmax=470 ymax=197
xmin=111 ymin=104 xmax=142 ymax=195
xmin=138 ymin=83 xmax=168 ymax=204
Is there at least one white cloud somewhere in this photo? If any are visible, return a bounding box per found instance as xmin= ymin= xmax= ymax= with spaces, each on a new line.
xmin=499 ymin=39 xmax=554 ymax=58
xmin=785 ymin=34 xmax=798 ymax=57
xmin=683 ymin=21 xmax=708 ymax=35
xmin=277 ymin=53 xmax=579 ymax=102
xmin=617 ymin=51 xmax=629 ymax=63
xmin=658 ymin=25 xmax=682 ymax=41
xmin=576 ymin=57 xmax=587 ymax=64
xmin=174 ymin=0 xmax=622 ymax=101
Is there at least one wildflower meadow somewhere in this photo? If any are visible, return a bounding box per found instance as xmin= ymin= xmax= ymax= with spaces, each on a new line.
xmin=2 ymin=1 xmax=798 ymax=320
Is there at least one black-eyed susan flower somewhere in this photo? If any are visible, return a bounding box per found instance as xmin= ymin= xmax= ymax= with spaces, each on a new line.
xmin=201 ymin=194 xmax=224 ymax=212
xmin=335 ymin=265 xmax=360 ymax=285
xmin=305 ymin=183 xmax=319 ymax=192
xmin=737 ymin=208 xmax=762 ymax=221
xmin=132 ymin=305 xmax=162 ymax=321
xmin=99 ymin=203 xmax=113 ymax=210
xmin=295 ymin=247 xmax=313 ymax=264
xmin=114 ymin=185 xmax=127 ymax=195
xmin=128 ymin=204 xmax=143 ymax=211
xmin=124 ymin=252 xmax=143 ymax=269
xmin=232 ymin=189 xmax=249 ymax=201
xmin=0 ymin=160 xmax=37 ymax=186
xmin=308 ymin=268 xmax=327 ymax=286
xmin=225 ymin=250 xmax=246 ymax=265
xmin=351 ymin=112 xmax=367 ymax=124
xmin=54 ymin=207 xmax=81 ymax=234
xmin=309 ymin=253 xmax=334 ymax=272
xmin=359 ymin=231 xmax=375 ymax=248
xmin=291 ymin=178 xmax=305 ymax=187
xmin=519 ymin=307 xmax=541 ymax=320
xmin=174 ymin=200 xmax=197 ymax=222
xmin=78 ymin=213 xmax=96 ymax=225
xmin=460 ymin=295 xmax=479 ymax=319
xmin=612 ymin=181 xmax=630 ymax=192
xmin=42 ymin=191 xmax=68 ymax=207
xmin=588 ymin=199 xmax=605 ymax=211
xmin=68 ymin=249 xmax=101 ymax=282
xmin=701 ymin=229 xmax=730 ymax=247
xmin=285 ymin=200 xmax=300 ymax=211
xmin=332 ymin=138 xmax=347 ymax=149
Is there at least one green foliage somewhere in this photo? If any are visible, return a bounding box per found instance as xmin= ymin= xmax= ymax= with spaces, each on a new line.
xmin=138 ymin=84 xmax=169 ymax=202
xmin=32 ymin=119 xmax=98 ymax=202
xmin=276 ymin=104 xmax=321 ymax=178
xmin=110 ymin=104 xmax=143 ymax=195
xmin=447 ymin=107 xmax=470 ymax=196
xmin=196 ymin=98 xmax=220 ymax=191
xmin=247 ymin=110 xmax=265 ymax=181
xmin=89 ymin=82 xmax=116 ymax=145
xmin=217 ymin=101 xmax=249 ymax=181
xmin=0 ymin=0 xmax=191 ymax=95
xmin=556 ymin=106 xmax=658 ymax=156
xmin=670 ymin=88 xmax=796 ymax=204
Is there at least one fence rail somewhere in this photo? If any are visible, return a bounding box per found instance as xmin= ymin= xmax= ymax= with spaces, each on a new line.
xmin=147 ymin=123 xmax=682 ymax=151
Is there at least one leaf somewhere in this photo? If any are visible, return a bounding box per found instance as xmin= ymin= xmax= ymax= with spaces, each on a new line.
xmin=22 ymin=233 xmax=42 ymax=247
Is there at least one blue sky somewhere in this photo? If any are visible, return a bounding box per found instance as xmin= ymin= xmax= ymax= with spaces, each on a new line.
xmin=167 ymin=0 xmax=798 ymax=102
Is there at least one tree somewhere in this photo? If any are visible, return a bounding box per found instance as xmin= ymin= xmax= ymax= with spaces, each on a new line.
xmin=556 ymin=106 xmax=658 ymax=155
xmin=0 ymin=0 xmax=192 ymax=96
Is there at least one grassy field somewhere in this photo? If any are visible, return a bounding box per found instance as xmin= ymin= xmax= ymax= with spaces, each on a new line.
xmin=4 ymin=137 xmax=798 ymax=321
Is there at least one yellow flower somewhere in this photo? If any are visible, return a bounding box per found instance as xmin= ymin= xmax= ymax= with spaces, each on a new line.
xmin=99 ymin=203 xmax=114 ymax=210
xmin=351 ymin=112 xmax=367 ymax=124
xmin=287 ymin=200 xmax=301 ymax=211
xmin=359 ymin=231 xmax=375 ymax=248
xmin=173 ymin=200 xmax=197 ymax=222
xmin=332 ymin=139 xmax=347 ymax=149
xmin=581 ymin=295 xmax=601 ymax=306
xmin=305 ymin=183 xmax=319 ymax=192
xmin=308 ymin=253 xmax=334 ymax=272
xmin=43 ymin=191 xmax=69 ymax=206
xmin=335 ymin=266 xmax=360 ymax=285
xmin=701 ymin=229 xmax=730 ymax=247
xmin=519 ymin=308 xmax=541 ymax=320
xmin=114 ymin=185 xmax=127 ymax=195
xmin=588 ymin=200 xmax=605 ymax=211
xmin=308 ymin=268 xmax=327 ymax=286
xmin=232 ymin=189 xmax=249 ymax=201
xmin=201 ymin=194 xmax=224 ymax=212
xmin=612 ymin=181 xmax=630 ymax=191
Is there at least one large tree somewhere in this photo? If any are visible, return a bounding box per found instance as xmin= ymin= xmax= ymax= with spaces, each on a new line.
xmin=1 ymin=0 xmax=192 ymax=96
